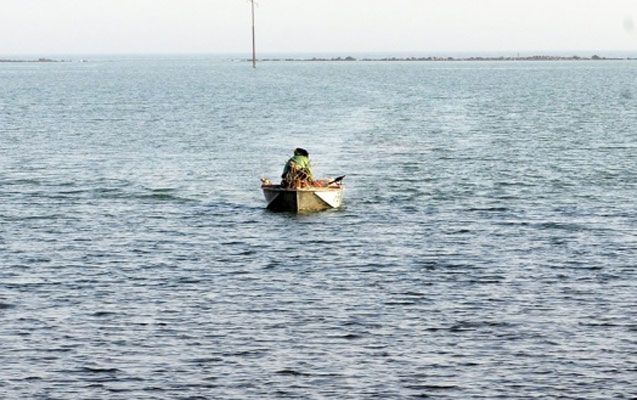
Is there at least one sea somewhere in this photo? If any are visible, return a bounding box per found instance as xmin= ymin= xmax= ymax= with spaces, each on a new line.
xmin=1 ymin=55 xmax=636 ymax=399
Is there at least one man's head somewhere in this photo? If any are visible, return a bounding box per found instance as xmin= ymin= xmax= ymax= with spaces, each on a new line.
xmin=294 ymin=148 xmax=309 ymax=157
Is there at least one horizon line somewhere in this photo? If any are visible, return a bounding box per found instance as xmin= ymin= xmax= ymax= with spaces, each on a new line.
xmin=2 ymin=49 xmax=637 ymax=57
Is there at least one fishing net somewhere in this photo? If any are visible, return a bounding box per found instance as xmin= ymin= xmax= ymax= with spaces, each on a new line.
xmin=281 ymin=165 xmax=311 ymax=188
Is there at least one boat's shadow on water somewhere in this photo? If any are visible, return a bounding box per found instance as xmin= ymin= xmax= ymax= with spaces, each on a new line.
xmin=260 ymin=204 xmax=347 ymax=219
xmin=198 ymin=200 xmax=343 ymax=218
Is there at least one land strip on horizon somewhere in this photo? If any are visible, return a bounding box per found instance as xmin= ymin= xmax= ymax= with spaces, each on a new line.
xmin=251 ymin=54 xmax=634 ymax=62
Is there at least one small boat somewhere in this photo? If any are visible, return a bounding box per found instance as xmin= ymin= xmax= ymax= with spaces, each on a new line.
xmin=261 ymin=177 xmax=345 ymax=212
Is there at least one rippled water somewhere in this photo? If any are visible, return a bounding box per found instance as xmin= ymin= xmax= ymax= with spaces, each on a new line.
xmin=1 ymin=57 xmax=636 ymax=399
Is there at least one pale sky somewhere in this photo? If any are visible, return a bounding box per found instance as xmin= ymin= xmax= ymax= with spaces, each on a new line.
xmin=1 ymin=0 xmax=635 ymax=55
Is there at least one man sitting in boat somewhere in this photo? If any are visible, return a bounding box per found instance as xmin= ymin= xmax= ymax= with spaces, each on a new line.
xmin=281 ymin=147 xmax=314 ymax=188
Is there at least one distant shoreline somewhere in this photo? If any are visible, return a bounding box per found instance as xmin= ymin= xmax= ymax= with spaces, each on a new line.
xmin=0 ymin=58 xmax=70 ymax=63
xmin=3 ymin=55 xmax=635 ymax=63
xmin=250 ymin=55 xmax=635 ymax=62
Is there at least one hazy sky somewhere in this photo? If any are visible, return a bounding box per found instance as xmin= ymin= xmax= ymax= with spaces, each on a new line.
xmin=1 ymin=0 xmax=635 ymax=55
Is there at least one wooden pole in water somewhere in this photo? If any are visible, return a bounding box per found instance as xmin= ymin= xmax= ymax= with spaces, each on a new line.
xmin=251 ymin=0 xmax=256 ymax=68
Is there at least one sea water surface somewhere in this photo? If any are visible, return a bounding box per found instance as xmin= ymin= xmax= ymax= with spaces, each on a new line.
xmin=1 ymin=57 xmax=636 ymax=399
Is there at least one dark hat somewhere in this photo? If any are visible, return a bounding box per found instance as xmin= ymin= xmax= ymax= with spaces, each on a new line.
xmin=294 ymin=147 xmax=309 ymax=157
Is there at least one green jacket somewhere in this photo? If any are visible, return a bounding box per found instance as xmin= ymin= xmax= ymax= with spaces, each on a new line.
xmin=282 ymin=155 xmax=313 ymax=181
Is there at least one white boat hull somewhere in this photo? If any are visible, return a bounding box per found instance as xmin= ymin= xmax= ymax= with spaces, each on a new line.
xmin=262 ymin=185 xmax=343 ymax=212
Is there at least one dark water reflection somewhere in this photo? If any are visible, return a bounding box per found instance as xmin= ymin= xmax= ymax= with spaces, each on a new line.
xmin=1 ymin=58 xmax=636 ymax=399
